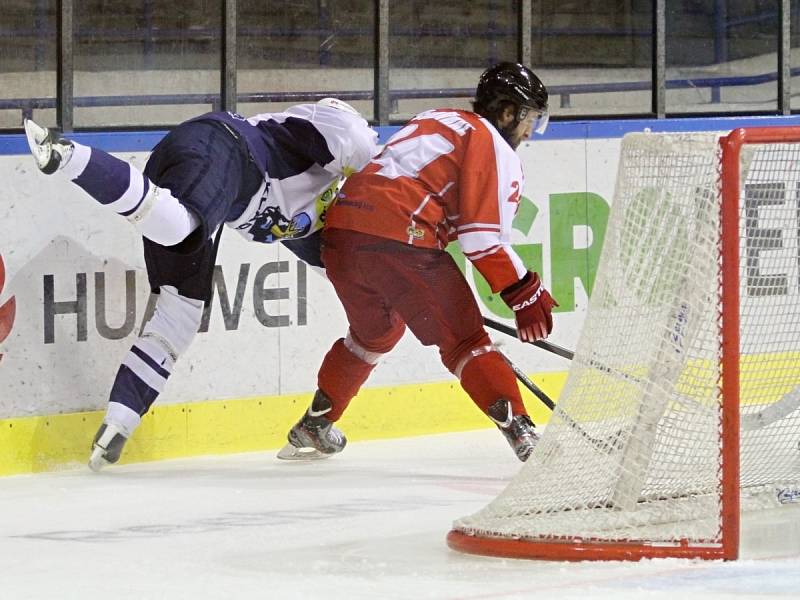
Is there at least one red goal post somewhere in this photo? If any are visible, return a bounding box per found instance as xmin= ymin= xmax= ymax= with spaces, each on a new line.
xmin=448 ymin=126 xmax=800 ymax=561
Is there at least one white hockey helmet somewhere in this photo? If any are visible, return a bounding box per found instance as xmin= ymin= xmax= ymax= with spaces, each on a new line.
xmin=317 ymin=97 xmax=361 ymax=117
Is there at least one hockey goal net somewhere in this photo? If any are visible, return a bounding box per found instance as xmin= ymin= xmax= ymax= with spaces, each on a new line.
xmin=449 ymin=127 xmax=800 ymax=561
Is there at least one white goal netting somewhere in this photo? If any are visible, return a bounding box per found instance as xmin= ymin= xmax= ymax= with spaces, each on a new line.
xmin=452 ymin=131 xmax=800 ymax=554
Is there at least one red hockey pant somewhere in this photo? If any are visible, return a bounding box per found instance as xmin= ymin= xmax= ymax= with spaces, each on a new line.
xmin=318 ymin=228 xmax=525 ymax=421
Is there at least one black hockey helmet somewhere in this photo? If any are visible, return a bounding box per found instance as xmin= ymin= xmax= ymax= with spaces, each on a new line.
xmin=474 ymin=62 xmax=549 ymax=135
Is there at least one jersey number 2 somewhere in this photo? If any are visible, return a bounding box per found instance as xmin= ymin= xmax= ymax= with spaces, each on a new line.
xmin=373 ymin=133 xmax=455 ymax=180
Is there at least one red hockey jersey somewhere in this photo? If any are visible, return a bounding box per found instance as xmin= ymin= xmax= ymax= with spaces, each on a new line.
xmin=327 ymin=109 xmax=528 ymax=293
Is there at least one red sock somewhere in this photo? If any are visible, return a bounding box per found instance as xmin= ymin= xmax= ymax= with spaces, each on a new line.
xmin=459 ymin=351 xmax=526 ymax=416
xmin=317 ymin=338 xmax=376 ymax=421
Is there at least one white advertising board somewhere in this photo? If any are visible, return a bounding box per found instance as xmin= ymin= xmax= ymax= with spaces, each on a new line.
xmin=0 ymin=138 xmax=623 ymax=418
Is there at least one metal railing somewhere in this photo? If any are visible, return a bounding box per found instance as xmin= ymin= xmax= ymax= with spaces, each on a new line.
xmin=1 ymin=67 xmax=795 ymax=126
xmin=0 ymin=1 xmax=793 ymax=130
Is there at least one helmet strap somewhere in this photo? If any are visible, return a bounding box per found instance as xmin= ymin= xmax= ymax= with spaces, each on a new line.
xmin=495 ymin=104 xmax=524 ymax=146
xmin=498 ymin=121 xmax=519 ymax=147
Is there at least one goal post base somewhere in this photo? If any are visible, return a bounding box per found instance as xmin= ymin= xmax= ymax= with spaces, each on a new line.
xmin=446 ymin=530 xmax=732 ymax=561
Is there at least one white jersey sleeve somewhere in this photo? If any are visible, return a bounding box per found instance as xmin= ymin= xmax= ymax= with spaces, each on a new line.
xmin=224 ymin=103 xmax=379 ymax=246
xmin=285 ymin=103 xmax=379 ymax=177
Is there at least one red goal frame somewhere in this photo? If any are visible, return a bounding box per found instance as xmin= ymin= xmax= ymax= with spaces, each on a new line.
xmin=447 ymin=126 xmax=800 ymax=561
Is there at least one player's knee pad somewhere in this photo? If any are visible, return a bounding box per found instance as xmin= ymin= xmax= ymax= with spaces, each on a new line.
xmin=125 ymin=183 xmax=200 ymax=247
xmin=142 ymin=285 xmax=204 ymax=358
xmin=343 ymin=331 xmax=387 ymax=365
xmin=452 ymin=344 xmax=497 ymax=379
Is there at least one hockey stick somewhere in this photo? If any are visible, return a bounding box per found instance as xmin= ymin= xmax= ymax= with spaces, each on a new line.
xmin=497 ymin=351 xmax=555 ymax=411
xmin=496 ymin=350 xmax=623 ymax=453
xmin=483 ymin=316 xmax=643 ymax=386
xmin=485 ymin=317 xmax=800 ymax=432
xmin=483 ymin=317 xmax=575 ymax=360
xmin=741 ymin=385 xmax=800 ymax=431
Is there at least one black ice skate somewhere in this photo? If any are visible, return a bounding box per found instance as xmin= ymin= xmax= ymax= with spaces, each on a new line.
xmin=277 ymin=390 xmax=347 ymax=461
xmin=88 ymin=423 xmax=128 ymax=472
xmin=24 ymin=119 xmax=74 ymax=174
xmin=488 ymin=399 xmax=540 ymax=462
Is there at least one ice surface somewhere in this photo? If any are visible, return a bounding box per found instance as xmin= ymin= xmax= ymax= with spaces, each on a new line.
xmin=1 ymin=430 xmax=798 ymax=600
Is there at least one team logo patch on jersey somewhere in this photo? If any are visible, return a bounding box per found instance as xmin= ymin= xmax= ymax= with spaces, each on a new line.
xmin=249 ymin=208 xmax=313 ymax=243
xmin=406 ymin=225 xmax=425 ymax=240
xmin=315 ymin=179 xmax=341 ymax=225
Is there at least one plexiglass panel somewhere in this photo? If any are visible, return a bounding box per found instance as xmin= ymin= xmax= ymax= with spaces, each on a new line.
xmin=0 ymin=1 xmax=57 ymax=129
xmin=73 ymin=1 xmax=222 ymax=127
xmin=533 ymin=0 xmax=652 ymax=117
xmin=389 ymin=1 xmax=518 ymax=121
xmin=237 ymin=0 xmax=374 ymax=120
xmin=791 ymin=0 xmax=800 ymax=112
xmin=667 ymin=2 xmax=779 ymax=114
xmin=0 ymin=2 xmax=792 ymax=131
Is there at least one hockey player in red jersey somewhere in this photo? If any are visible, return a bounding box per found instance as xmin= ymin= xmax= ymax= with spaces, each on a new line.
xmin=280 ymin=63 xmax=557 ymax=462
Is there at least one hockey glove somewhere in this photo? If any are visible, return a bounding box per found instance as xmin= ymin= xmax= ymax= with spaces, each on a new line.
xmin=500 ymin=271 xmax=558 ymax=342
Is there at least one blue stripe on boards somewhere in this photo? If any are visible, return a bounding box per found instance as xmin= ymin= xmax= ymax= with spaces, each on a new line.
xmin=536 ymin=114 xmax=800 ymax=141
xmin=0 ymin=131 xmax=167 ymax=156
xmin=5 ymin=115 xmax=800 ymax=155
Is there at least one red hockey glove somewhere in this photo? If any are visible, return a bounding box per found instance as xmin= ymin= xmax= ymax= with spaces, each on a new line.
xmin=500 ymin=271 xmax=558 ymax=342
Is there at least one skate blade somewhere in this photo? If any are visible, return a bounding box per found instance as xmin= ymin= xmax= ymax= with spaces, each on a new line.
xmin=276 ymin=443 xmax=333 ymax=461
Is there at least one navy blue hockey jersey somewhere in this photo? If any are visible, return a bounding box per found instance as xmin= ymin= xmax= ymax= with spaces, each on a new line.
xmin=197 ymin=102 xmax=378 ymax=243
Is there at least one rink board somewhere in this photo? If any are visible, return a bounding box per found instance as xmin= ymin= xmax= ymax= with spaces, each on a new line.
xmin=2 ymin=115 xmax=800 ymax=474
xmin=0 ymin=374 xmax=565 ymax=475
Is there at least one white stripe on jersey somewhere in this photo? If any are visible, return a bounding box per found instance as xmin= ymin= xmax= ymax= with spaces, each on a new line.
xmin=456 ymin=222 xmax=502 ymax=234
xmin=229 ymin=103 xmax=379 ymax=244
xmin=256 ymin=103 xmax=378 ymax=177
xmin=464 ymin=245 xmax=503 ymax=261
xmin=408 ymin=193 xmax=432 ymax=244
xmin=438 ymin=181 xmax=455 ymax=197
xmin=458 ymin=230 xmax=507 ymax=253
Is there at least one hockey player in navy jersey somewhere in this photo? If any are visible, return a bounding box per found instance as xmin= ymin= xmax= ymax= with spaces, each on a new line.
xmin=24 ymin=98 xmax=379 ymax=470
